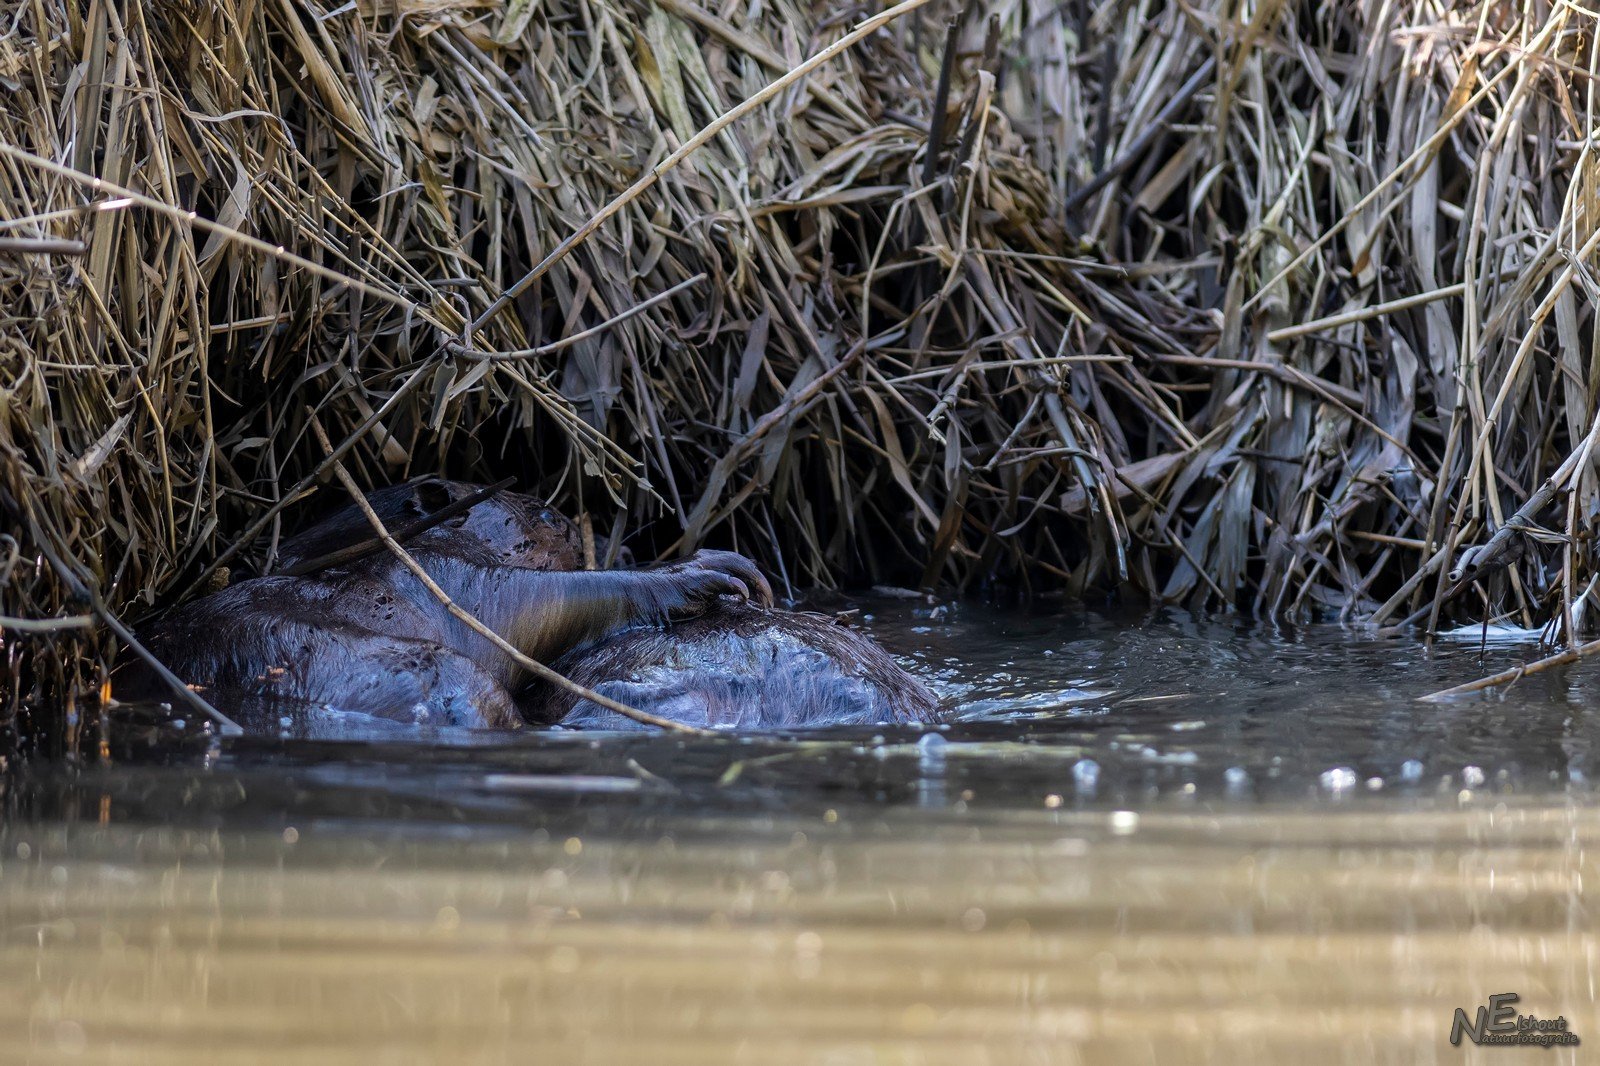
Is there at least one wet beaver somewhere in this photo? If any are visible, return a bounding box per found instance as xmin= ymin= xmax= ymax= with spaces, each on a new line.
xmin=119 ymin=480 xmax=938 ymax=732
xmin=117 ymin=480 xmax=771 ymax=729
xmin=533 ymin=603 xmax=940 ymax=729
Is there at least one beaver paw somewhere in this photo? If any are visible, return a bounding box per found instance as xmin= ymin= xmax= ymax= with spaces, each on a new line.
xmin=655 ymin=549 xmax=774 ymax=617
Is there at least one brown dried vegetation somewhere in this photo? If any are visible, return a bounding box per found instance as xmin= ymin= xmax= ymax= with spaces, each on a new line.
xmin=3 ymin=0 xmax=1599 ymax=740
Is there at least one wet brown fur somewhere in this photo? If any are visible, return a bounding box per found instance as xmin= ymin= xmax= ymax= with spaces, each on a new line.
xmin=534 ymin=602 xmax=941 ymax=729
xmin=116 ymin=481 xmax=770 ymax=728
xmin=120 ymin=481 xmax=938 ymax=731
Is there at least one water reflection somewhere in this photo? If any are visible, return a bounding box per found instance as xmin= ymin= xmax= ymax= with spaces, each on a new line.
xmin=34 ymin=597 xmax=1599 ymax=816
xmin=1 ymin=600 xmax=1596 ymax=1062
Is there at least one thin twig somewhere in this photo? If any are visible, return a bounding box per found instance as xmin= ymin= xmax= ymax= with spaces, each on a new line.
xmin=0 ymin=614 xmax=94 ymax=631
xmin=10 ymin=493 xmax=243 ymax=735
xmin=470 ymin=0 xmax=939 ymax=336
xmin=102 ymin=608 xmax=245 ymax=736
xmin=0 ymin=237 xmax=87 ymax=255
xmin=459 ymin=275 xmax=706 ymax=361
xmin=1267 ymin=283 xmax=1466 ymax=343
xmin=278 ymin=477 xmax=517 ymax=576
xmin=1063 ymin=56 xmax=1217 ymax=213
xmin=182 ymin=362 xmax=434 ymax=596
xmin=0 ymin=143 xmax=432 ymax=317
xmin=1419 ymin=638 xmax=1600 ymax=701
xmin=308 ymin=415 xmax=708 ymax=735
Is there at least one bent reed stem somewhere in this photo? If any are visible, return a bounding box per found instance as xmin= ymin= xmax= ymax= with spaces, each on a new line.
xmin=308 ymin=415 xmax=709 ymax=736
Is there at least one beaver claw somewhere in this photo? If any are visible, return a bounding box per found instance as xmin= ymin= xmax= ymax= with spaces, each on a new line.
xmin=656 ymin=549 xmax=774 ymax=617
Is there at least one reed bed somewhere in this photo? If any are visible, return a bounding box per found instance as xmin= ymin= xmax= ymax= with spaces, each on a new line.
xmin=2 ymin=0 xmax=1599 ymax=740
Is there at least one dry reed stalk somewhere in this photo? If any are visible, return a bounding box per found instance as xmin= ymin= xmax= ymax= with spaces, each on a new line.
xmin=5 ymin=0 xmax=1600 ymax=742
xmin=1420 ymin=637 xmax=1600 ymax=702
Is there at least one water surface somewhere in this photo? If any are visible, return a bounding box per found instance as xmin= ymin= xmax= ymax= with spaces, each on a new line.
xmin=2 ymin=599 xmax=1595 ymax=1062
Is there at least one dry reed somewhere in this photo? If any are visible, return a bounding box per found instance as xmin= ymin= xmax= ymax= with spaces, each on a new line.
xmin=3 ymin=0 xmax=1600 ymax=743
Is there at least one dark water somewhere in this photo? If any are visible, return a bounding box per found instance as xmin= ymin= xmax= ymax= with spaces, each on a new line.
xmin=2 ymin=599 xmax=1595 ymax=1063
xmin=17 ymin=596 xmax=1596 ymax=821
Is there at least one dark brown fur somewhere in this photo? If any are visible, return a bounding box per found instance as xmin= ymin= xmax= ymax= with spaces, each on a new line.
xmin=273 ymin=479 xmax=588 ymax=574
xmin=116 ymin=481 xmax=769 ymax=729
xmin=535 ymin=602 xmax=940 ymax=729
xmin=119 ymin=480 xmax=939 ymax=732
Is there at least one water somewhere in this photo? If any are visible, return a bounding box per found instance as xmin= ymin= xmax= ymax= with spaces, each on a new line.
xmin=2 ymin=598 xmax=1596 ymax=1062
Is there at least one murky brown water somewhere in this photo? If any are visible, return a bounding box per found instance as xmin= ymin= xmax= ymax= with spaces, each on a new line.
xmin=2 ymin=599 xmax=1597 ymax=1062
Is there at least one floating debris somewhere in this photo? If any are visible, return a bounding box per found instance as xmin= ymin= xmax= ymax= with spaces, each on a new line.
xmin=482 ymin=775 xmax=643 ymax=794
xmin=955 ymin=688 xmax=1111 ymax=720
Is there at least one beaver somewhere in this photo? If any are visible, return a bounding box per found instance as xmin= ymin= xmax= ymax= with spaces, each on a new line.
xmin=532 ymin=602 xmax=940 ymax=729
xmin=119 ymin=479 xmax=939 ymax=732
xmin=116 ymin=480 xmax=771 ymax=729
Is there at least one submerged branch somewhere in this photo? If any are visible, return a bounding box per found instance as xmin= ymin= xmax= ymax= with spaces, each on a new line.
xmin=1418 ymin=638 xmax=1600 ymax=702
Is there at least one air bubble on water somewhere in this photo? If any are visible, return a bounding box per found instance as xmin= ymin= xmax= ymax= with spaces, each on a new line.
xmin=1072 ymin=759 xmax=1100 ymax=793
xmin=1399 ymin=759 xmax=1425 ymax=782
xmin=1224 ymin=766 xmax=1250 ymax=791
xmin=1320 ymin=766 xmax=1358 ymax=792
xmin=1461 ymin=765 xmax=1486 ymax=788
xmin=1365 ymin=777 xmax=1384 ymax=791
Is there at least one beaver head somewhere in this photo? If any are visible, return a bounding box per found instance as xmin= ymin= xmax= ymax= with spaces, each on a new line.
xmin=274 ymin=479 xmax=587 ymax=574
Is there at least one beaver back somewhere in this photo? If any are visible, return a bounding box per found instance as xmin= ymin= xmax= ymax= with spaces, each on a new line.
xmin=536 ymin=602 xmax=941 ymax=729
